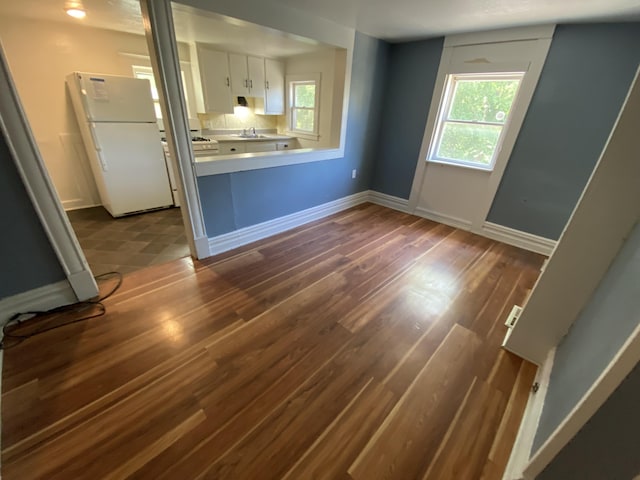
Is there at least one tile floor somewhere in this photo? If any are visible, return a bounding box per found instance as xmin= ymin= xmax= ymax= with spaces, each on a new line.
xmin=66 ymin=206 xmax=190 ymax=276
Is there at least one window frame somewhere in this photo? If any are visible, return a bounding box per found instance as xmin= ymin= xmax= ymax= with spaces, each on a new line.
xmin=286 ymin=73 xmax=321 ymax=140
xmin=428 ymin=72 xmax=524 ymax=171
xmin=132 ymin=65 xmax=192 ymax=119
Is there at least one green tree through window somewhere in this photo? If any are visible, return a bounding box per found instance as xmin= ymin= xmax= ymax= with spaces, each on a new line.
xmin=432 ymin=73 xmax=523 ymax=168
xmin=290 ymin=80 xmax=317 ymax=133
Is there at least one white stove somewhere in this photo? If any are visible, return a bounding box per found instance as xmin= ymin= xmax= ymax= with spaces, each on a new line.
xmin=160 ymin=132 xmax=219 ymax=207
xmin=160 ymin=135 xmax=219 ymax=156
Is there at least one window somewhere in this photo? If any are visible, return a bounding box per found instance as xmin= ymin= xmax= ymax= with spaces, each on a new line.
xmin=287 ymin=74 xmax=320 ymax=138
xmin=132 ymin=65 xmax=191 ymax=119
xmin=429 ymin=72 xmax=523 ymax=170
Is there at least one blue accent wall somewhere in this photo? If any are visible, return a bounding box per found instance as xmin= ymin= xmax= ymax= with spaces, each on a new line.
xmin=198 ymin=32 xmax=389 ymax=236
xmin=487 ymin=23 xmax=640 ymax=239
xmin=533 ymin=222 xmax=640 ymax=451
xmin=538 ymin=359 xmax=640 ymax=480
xmin=0 ymin=131 xmax=66 ymax=300
xmin=370 ymin=38 xmax=443 ymax=199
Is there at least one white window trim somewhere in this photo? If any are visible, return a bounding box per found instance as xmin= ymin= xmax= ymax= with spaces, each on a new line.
xmin=427 ymin=71 xmax=525 ymax=172
xmin=407 ymin=24 xmax=555 ymax=219
xmin=286 ymin=73 xmax=321 ymax=141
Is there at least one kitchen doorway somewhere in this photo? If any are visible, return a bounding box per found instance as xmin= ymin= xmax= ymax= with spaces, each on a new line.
xmin=0 ymin=1 xmax=195 ymax=278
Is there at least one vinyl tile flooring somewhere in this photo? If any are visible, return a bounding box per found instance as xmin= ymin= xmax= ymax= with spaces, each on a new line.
xmin=66 ymin=206 xmax=190 ymax=276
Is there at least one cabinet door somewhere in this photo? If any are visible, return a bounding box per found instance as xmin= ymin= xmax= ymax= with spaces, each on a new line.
xmin=247 ymin=56 xmax=266 ymax=98
xmin=264 ymin=59 xmax=285 ymax=115
xmin=246 ymin=142 xmax=276 ymax=153
xmin=229 ymin=54 xmax=250 ymax=96
xmin=197 ymin=47 xmax=233 ymax=114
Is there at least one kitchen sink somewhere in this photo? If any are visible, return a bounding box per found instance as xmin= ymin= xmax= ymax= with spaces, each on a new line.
xmin=235 ymin=134 xmax=268 ymax=139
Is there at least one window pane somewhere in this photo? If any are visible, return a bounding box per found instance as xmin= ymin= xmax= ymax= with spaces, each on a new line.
xmin=294 ymin=84 xmax=315 ymax=108
xmin=436 ymin=122 xmax=502 ymax=165
xmin=448 ymin=79 xmax=520 ymax=124
xmin=293 ymin=108 xmax=314 ymax=132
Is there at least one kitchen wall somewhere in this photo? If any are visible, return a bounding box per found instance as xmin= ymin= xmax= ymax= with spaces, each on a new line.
xmin=532 ymin=221 xmax=640 ymax=451
xmin=197 ymin=32 xmax=388 ymax=236
xmin=279 ymin=48 xmax=347 ymax=149
xmin=0 ymin=130 xmax=66 ymax=300
xmin=0 ymin=16 xmax=192 ymax=211
xmin=199 ymin=97 xmax=281 ymax=131
xmin=370 ymin=22 xmax=640 ymax=239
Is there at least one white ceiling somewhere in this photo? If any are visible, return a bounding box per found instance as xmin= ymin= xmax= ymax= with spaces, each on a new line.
xmin=1 ymin=0 xmax=639 ymax=46
xmin=0 ymin=0 xmax=331 ymax=58
xmin=272 ymin=0 xmax=640 ymax=40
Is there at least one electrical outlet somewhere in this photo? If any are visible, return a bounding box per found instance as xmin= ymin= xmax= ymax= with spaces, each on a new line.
xmin=352 ymin=169 xmax=357 ymax=179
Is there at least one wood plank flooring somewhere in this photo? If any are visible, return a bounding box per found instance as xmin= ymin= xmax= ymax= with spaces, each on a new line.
xmin=1 ymin=203 xmax=544 ymax=479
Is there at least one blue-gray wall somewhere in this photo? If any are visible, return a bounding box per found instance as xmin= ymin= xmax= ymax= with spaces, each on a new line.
xmin=533 ymin=222 xmax=640 ymax=451
xmin=368 ymin=23 xmax=640 ymax=241
xmin=0 ymin=131 xmax=66 ymax=300
xmin=370 ymin=38 xmax=443 ymax=199
xmin=487 ymin=23 xmax=640 ymax=239
xmin=538 ymin=360 xmax=640 ymax=480
xmin=197 ymin=32 xmax=389 ymax=236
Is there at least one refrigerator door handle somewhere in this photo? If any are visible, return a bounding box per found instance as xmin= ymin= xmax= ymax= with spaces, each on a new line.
xmin=89 ymin=123 xmax=108 ymax=172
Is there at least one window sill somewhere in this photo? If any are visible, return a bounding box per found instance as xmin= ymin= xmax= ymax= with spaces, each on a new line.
xmin=427 ymin=157 xmax=494 ymax=172
xmin=287 ymin=130 xmax=320 ymax=141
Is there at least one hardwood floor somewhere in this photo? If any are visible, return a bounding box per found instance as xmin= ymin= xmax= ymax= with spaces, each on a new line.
xmin=1 ymin=204 xmax=543 ymax=479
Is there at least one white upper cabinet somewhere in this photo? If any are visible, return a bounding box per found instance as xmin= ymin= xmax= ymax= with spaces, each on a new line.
xmin=229 ymin=54 xmax=266 ymax=98
xmin=229 ymin=53 xmax=251 ymax=96
xmin=247 ymin=56 xmax=266 ymax=98
xmin=264 ymin=58 xmax=285 ymax=115
xmin=192 ymin=44 xmax=233 ymax=114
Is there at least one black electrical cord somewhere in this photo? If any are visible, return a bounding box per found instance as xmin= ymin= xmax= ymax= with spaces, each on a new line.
xmin=0 ymin=271 xmax=123 ymax=350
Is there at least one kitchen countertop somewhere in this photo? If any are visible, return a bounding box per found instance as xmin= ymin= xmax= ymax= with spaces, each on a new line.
xmin=212 ymin=134 xmax=297 ymax=143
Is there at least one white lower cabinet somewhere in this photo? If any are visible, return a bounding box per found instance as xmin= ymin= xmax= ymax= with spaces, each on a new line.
xmin=246 ymin=143 xmax=277 ymax=153
xmin=218 ymin=143 xmax=246 ymax=154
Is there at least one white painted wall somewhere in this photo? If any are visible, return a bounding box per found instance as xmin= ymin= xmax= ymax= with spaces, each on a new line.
xmin=0 ymin=16 xmax=191 ymax=211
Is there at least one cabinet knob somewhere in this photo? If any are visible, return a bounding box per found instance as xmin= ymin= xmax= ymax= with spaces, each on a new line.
xmin=225 ymin=77 xmax=230 ymax=87
xmin=230 ymin=148 xmax=236 ymax=152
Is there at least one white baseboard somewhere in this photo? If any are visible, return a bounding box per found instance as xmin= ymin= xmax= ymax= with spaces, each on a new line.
xmin=414 ymin=206 xmax=473 ymax=231
xmin=368 ymin=191 xmax=410 ymax=213
xmin=503 ymin=348 xmax=556 ymax=480
xmin=480 ymin=222 xmax=556 ymax=256
xmin=63 ymin=200 xmax=100 ymax=211
xmin=206 ymin=192 xmax=558 ymax=258
xmin=208 ymin=190 xmax=370 ymax=256
xmin=0 ymin=280 xmax=77 ymax=325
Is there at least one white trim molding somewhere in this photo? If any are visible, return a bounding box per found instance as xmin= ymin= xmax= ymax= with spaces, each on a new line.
xmin=368 ymin=191 xmax=410 ymax=213
xmin=414 ymin=206 xmax=473 ymax=231
xmin=523 ymin=322 xmax=640 ymax=479
xmin=481 ymin=222 xmax=556 ymax=256
xmin=0 ymin=42 xmax=98 ymax=302
xmin=0 ymin=280 xmax=76 ymax=326
xmin=502 ymin=348 xmax=556 ymax=480
xmin=209 ymin=191 xmax=369 ymax=255
xmin=205 ymin=190 xmax=558 ymax=259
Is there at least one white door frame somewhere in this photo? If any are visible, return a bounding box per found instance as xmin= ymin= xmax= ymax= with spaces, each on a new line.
xmin=140 ymin=0 xmax=210 ymax=259
xmin=0 ymin=42 xmax=98 ymax=301
xmin=408 ymin=25 xmax=555 ymax=232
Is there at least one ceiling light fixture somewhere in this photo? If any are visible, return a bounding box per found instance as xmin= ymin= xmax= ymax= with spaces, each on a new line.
xmin=65 ymin=2 xmax=86 ymax=19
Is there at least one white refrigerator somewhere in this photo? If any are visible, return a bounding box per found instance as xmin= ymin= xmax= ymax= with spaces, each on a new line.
xmin=66 ymin=72 xmax=173 ymax=217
